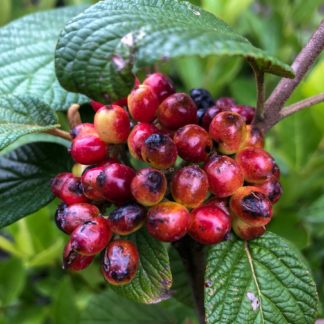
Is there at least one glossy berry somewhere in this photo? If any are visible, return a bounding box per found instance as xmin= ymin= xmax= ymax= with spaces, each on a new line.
xmin=63 ymin=240 xmax=94 ymax=271
xmin=51 ymin=172 xmax=74 ymax=197
xmin=174 ymin=124 xmax=212 ymax=162
xmin=158 ymin=93 xmax=198 ymax=130
xmin=128 ymin=85 xmax=160 ymax=122
xmin=232 ymin=217 xmax=266 ymax=240
xmin=55 ymin=203 xmax=100 ymax=234
xmin=108 ymin=203 xmax=146 ymax=235
xmin=230 ymin=105 xmax=255 ymax=124
xmin=204 ymin=197 xmax=230 ymax=216
xmin=70 ymin=123 xmax=96 ymax=139
xmin=143 ymin=73 xmax=175 ymax=103
xmin=189 ymin=88 xmax=214 ymax=110
xmin=255 ymin=177 xmax=283 ymax=204
xmin=131 ymin=168 xmax=167 ymax=206
xmin=102 ymin=240 xmax=139 ymax=286
xmin=90 ymin=100 xmax=104 ymax=112
xmin=189 ymin=205 xmax=231 ymax=245
xmin=215 ymin=97 xmax=235 ymax=110
xmin=203 ymin=154 xmax=244 ymax=198
xmin=94 ymin=105 xmax=130 ymax=144
xmin=69 ymin=217 xmax=112 ymax=256
xmin=209 ymin=111 xmax=246 ymax=154
xmin=127 ymin=123 xmax=159 ymax=160
xmin=240 ymin=125 xmax=264 ymax=149
xmin=141 ymin=134 xmax=177 ymax=169
xmin=236 ymin=147 xmax=277 ymax=184
xmin=81 ymin=165 xmax=106 ymax=201
xmin=201 ymin=105 xmax=222 ymax=131
xmin=147 ymin=201 xmax=191 ymax=242
xmin=230 ymin=186 xmax=272 ymax=226
xmin=171 ymin=165 xmax=209 ymax=208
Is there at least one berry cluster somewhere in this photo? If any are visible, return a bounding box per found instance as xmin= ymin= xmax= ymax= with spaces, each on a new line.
xmin=51 ymin=72 xmax=282 ymax=286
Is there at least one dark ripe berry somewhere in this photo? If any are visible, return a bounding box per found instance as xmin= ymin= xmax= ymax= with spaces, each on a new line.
xmin=51 ymin=172 xmax=74 ymax=197
xmin=147 ymin=201 xmax=191 ymax=242
xmin=209 ymin=111 xmax=246 ymax=154
xmin=189 ymin=206 xmax=231 ymax=245
xmin=174 ymin=124 xmax=212 ymax=163
xmin=72 ymin=163 xmax=88 ymax=177
xmin=273 ymin=163 xmax=281 ymax=179
xmin=158 ymin=93 xmax=198 ymax=130
xmin=255 ymin=177 xmax=283 ymax=204
xmin=70 ymin=123 xmax=96 ymax=139
xmin=97 ymin=163 xmax=136 ymax=205
xmin=81 ymin=165 xmax=106 ymax=201
xmin=141 ymin=134 xmax=178 ymax=169
xmin=171 ymin=165 xmax=209 ymax=208
xmin=94 ymin=105 xmax=130 ymax=144
xmin=70 ymin=134 xmax=108 ymax=165
xmin=201 ymin=105 xmax=222 ymax=131
xmin=215 ymin=97 xmax=236 ymax=110
xmin=60 ymin=175 xmax=89 ymax=205
xmin=69 ymin=217 xmax=112 ymax=255
xmin=90 ymin=100 xmax=104 ymax=112
xmin=203 ymin=154 xmax=244 ymax=198
xmin=55 ymin=203 xmax=100 ymax=234
xmin=230 ymin=105 xmax=255 ymax=124
xmin=232 ymin=217 xmax=266 ymax=240
xmin=102 ymin=240 xmax=139 ymax=286
xmin=131 ymin=168 xmax=167 ymax=206
xmin=127 ymin=123 xmax=159 ymax=160
xmin=108 ymin=203 xmax=146 ymax=235
xmin=235 ymin=147 xmax=277 ymax=184
xmin=127 ymin=85 xmax=160 ymax=123
xmin=189 ymin=88 xmax=214 ymax=110
xmin=143 ymin=73 xmax=175 ymax=103
xmin=204 ymin=197 xmax=230 ymax=216
xmin=230 ymin=186 xmax=273 ymax=226
xmin=63 ymin=240 xmax=94 ymax=271
xmin=240 ymin=125 xmax=264 ymax=149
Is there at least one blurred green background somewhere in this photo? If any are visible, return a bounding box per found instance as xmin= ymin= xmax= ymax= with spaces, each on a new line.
xmin=0 ymin=0 xmax=323 ymax=323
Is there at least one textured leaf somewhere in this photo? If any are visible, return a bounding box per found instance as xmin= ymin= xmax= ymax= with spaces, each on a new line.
xmin=0 ymin=95 xmax=59 ymax=151
xmin=205 ymin=232 xmax=318 ymax=324
xmin=0 ymin=142 xmax=72 ymax=228
xmin=0 ymin=6 xmax=88 ymax=110
xmin=55 ymin=0 xmax=294 ymax=103
xmin=112 ymin=229 xmax=172 ymax=304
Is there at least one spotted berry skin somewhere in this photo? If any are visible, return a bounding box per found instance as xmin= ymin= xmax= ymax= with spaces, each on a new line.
xmin=94 ymin=105 xmax=130 ymax=144
xmin=204 ymin=197 xmax=230 ymax=216
xmin=70 ymin=123 xmax=96 ymax=139
xmin=171 ymin=165 xmax=209 ymax=208
xmin=108 ymin=203 xmax=146 ymax=235
xmin=63 ymin=240 xmax=94 ymax=271
xmin=201 ymin=105 xmax=222 ymax=131
xmin=240 ymin=125 xmax=264 ymax=149
xmin=102 ymin=240 xmax=139 ymax=286
xmin=69 ymin=217 xmax=112 ymax=256
xmin=158 ymin=93 xmax=198 ymax=130
xmin=230 ymin=105 xmax=255 ymax=124
xmin=230 ymin=186 xmax=272 ymax=226
xmin=203 ymin=154 xmax=244 ymax=198
xmin=189 ymin=88 xmax=214 ymax=110
xmin=174 ymin=124 xmax=212 ymax=163
xmin=232 ymin=217 xmax=266 ymax=240
xmin=131 ymin=168 xmax=167 ymax=206
xmin=143 ymin=73 xmax=175 ymax=103
xmin=147 ymin=201 xmax=191 ymax=242
xmin=189 ymin=205 xmax=231 ymax=245
xmin=81 ymin=165 xmax=106 ymax=201
xmin=141 ymin=134 xmax=177 ymax=169
xmin=51 ymin=172 xmax=74 ymax=198
xmin=127 ymin=123 xmax=159 ymax=160
xmin=255 ymin=177 xmax=283 ymax=204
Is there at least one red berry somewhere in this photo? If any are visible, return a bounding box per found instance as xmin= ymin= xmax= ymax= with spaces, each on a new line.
xmin=131 ymin=168 xmax=167 ymax=206
xmin=189 ymin=205 xmax=231 ymax=245
xmin=147 ymin=201 xmax=191 ymax=242
xmin=90 ymin=100 xmax=104 ymax=112
xmin=171 ymin=165 xmax=209 ymax=208
xmin=55 ymin=203 xmax=100 ymax=234
xmin=143 ymin=73 xmax=175 ymax=103
xmin=81 ymin=165 xmax=106 ymax=201
xmin=70 ymin=123 xmax=96 ymax=139
xmin=230 ymin=186 xmax=272 ymax=226
xmin=51 ymin=172 xmax=74 ymax=197
xmin=201 ymin=105 xmax=222 ymax=131
xmin=141 ymin=134 xmax=177 ymax=169
xmin=203 ymin=154 xmax=244 ymax=198
xmin=240 ymin=125 xmax=264 ymax=149
xmin=63 ymin=240 xmax=94 ymax=271
xmin=173 ymin=124 xmax=212 ymax=162
xmin=255 ymin=177 xmax=283 ymax=204
xmin=158 ymin=93 xmax=197 ymax=130
xmin=113 ymin=97 xmax=128 ymax=107
xmin=69 ymin=217 xmax=112 ymax=255
xmin=230 ymin=105 xmax=255 ymax=124
xmin=102 ymin=240 xmax=139 ymax=286
xmin=232 ymin=217 xmax=266 ymax=240
xmin=215 ymin=97 xmax=236 ymax=110
xmin=108 ymin=203 xmax=146 ymax=235
xmin=94 ymin=105 xmax=130 ymax=144
xmin=204 ymin=197 xmax=230 ymax=216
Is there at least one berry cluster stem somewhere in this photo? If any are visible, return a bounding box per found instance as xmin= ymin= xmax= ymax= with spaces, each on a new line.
xmin=250 ymin=62 xmax=265 ymax=124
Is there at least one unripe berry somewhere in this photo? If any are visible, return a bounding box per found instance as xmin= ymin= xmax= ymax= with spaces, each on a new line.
xmin=255 ymin=177 xmax=283 ymax=204
xmin=72 ymin=163 xmax=88 ymax=177
xmin=240 ymin=125 xmax=264 ymax=149
xmin=171 ymin=165 xmax=209 ymax=208
xmin=230 ymin=186 xmax=272 ymax=226
xmin=108 ymin=203 xmax=146 ymax=235
xmin=173 ymin=124 xmax=212 ymax=162
xmin=147 ymin=201 xmax=191 ymax=242
xmin=232 ymin=217 xmax=266 ymax=240
xmin=203 ymin=154 xmax=244 ymax=198
xmin=70 ymin=123 xmax=96 ymax=139
xmin=143 ymin=73 xmax=175 ymax=103
xmin=158 ymin=93 xmax=197 ymax=130
xmin=204 ymin=197 xmax=230 ymax=216
xmin=102 ymin=240 xmax=139 ymax=286
xmin=63 ymin=240 xmax=94 ymax=271
xmin=131 ymin=168 xmax=167 ymax=206
xmin=141 ymin=134 xmax=177 ymax=169
xmin=189 ymin=205 xmax=231 ymax=245
xmin=94 ymin=105 xmax=130 ymax=144
xmin=230 ymin=105 xmax=255 ymax=124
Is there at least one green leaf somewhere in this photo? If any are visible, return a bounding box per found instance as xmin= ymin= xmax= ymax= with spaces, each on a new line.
xmin=0 ymin=6 xmax=88 ymax=110
xmin=0 ymin=95 xmax=59 ymax=151
xmin=55 ymin=0 xmax=293 ymax=103
xmin=0 ymin=142 xmax=72 ymax=228
xmin=205 ymin=232 xmax=318 ymax=324
xmin=112 ymin=229 xmax=172 ymax=304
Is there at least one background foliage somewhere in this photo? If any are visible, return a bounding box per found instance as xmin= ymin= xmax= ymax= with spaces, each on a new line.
xmin=0 ymin=0 xmax=323 ymax=323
